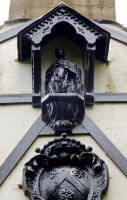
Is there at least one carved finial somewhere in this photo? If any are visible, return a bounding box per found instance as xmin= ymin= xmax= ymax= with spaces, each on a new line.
xmin=35 ymin=147 xmax=41 ymax=153
xmin=61 ymin=133 xmax=67 ymax=139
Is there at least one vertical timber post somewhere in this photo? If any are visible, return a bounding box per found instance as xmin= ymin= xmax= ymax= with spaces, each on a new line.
xmin=31 ymin=44 xmax=41 ymax=107
xmin=85 ymin=43 xmax=95 ymax=106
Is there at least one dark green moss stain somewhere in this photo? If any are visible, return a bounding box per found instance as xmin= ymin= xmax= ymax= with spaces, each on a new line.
xmin=106 ymin=62 xmax=116 ymax=92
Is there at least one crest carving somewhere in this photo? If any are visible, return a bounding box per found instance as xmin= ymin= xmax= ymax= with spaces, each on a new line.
xmin=23 ymin=133 xmax=109 ymax=200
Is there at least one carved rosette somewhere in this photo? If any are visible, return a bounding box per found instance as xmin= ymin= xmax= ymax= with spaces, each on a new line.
xmin=23 ymin=133 xmax=109 ymax=200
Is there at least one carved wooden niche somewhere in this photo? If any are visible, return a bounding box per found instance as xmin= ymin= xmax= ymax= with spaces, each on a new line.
xmin=23 ymin=133 xmax=109 ymax=200
xmin=17 ymin=3 xmax=110 ymax=107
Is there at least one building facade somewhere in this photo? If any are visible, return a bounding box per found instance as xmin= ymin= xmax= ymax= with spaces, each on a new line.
xmin=0 ymin=1 xmax=127 ymax=200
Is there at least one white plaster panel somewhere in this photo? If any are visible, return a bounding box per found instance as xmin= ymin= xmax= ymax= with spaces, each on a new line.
xmin=94 ymin=40 xmax=127 ymax=92
xmin=0 ymin=105 xmax=41 ymax=165
xmin=0 ymin=136 xmax=127 ymax=200
xmin=86 ymin=104 xmax=127 ymax=159
xmin=0 ymin=37 xmax=32 ymax=94
xmin=106 ymin=40 xmax=127 ymax=92
xmin=94 ymin=24 xmax=127 ymax=93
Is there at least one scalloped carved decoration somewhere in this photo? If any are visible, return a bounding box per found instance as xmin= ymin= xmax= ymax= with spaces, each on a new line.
xmin=25 ymin=8 xmax=103 ymax=45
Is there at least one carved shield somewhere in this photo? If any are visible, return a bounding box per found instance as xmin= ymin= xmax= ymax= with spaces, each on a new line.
xmin=23 ymin=134 xmax=109 ymax=200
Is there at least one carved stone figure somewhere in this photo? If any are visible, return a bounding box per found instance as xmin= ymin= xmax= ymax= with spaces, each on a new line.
xmin=46 ymin=47 xmax=83 ymax=96
xmin=23 ymin=133 xmax=109 ymax=200
xmin=42 ymin=48 xmax=84 ymax=133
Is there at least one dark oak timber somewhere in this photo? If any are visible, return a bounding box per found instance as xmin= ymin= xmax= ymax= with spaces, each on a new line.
xmin=31 ymin=45 xmax=41 ymax=107
xmin=32 ymin=45 xmax=41 ymax=94
xmin=85 ymin=44 xmax=95 ymax=106
xmin=81 ymin=114 xmax=127 ymax=176
xmin=0 ymin=115 xmax=46 ymax=185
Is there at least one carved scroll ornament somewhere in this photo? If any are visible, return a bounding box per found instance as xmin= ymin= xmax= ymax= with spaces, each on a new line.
xmin=23 ymin=133 xmax=109 ymax=200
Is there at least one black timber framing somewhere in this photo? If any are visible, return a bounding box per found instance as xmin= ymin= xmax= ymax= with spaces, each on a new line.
xmin=0 ymin=115 xmax=46 ymax=186
xmin=0 ymin=93 xmax=127 ymax=104
xmin=0 ymin=19 xmax=37 ymax=44
xmin=0 ymin=94 xmax=32 ymax=104
xmin=94 ymin=93 xmax=127 ymax=103
xmin=0 ymin=19 xmax=127 ymax=44
xmin=39 ymin=124 xmax=88 ymax=135
xmin=0 ymin=113 xmax=127 ymax=186
xmin=81 ymin=115 xmax=127 ymax=176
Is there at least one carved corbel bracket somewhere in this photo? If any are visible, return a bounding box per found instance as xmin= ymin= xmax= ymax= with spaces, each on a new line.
xmin=41 ymin=93 xmax=84 ymax=133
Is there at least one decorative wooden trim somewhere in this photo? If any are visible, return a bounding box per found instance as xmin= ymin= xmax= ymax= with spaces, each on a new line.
xmin=0 ymin=115 xmax=46 ymax=185
xmin=18 ymin=4 xmax=110 ymax=63
xmin=81 ymin=114 xmax=127 ymax=176
xmin=0 ymin=19 xmax=127 ymax=44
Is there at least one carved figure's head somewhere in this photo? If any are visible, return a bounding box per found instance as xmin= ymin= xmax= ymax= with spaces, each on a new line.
xmin=55 ymin=47 xmax=65 ymax=59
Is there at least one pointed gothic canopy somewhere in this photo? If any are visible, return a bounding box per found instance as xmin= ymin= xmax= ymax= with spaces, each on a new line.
xmin=17 ymin=2 xmax=110 ymax=63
